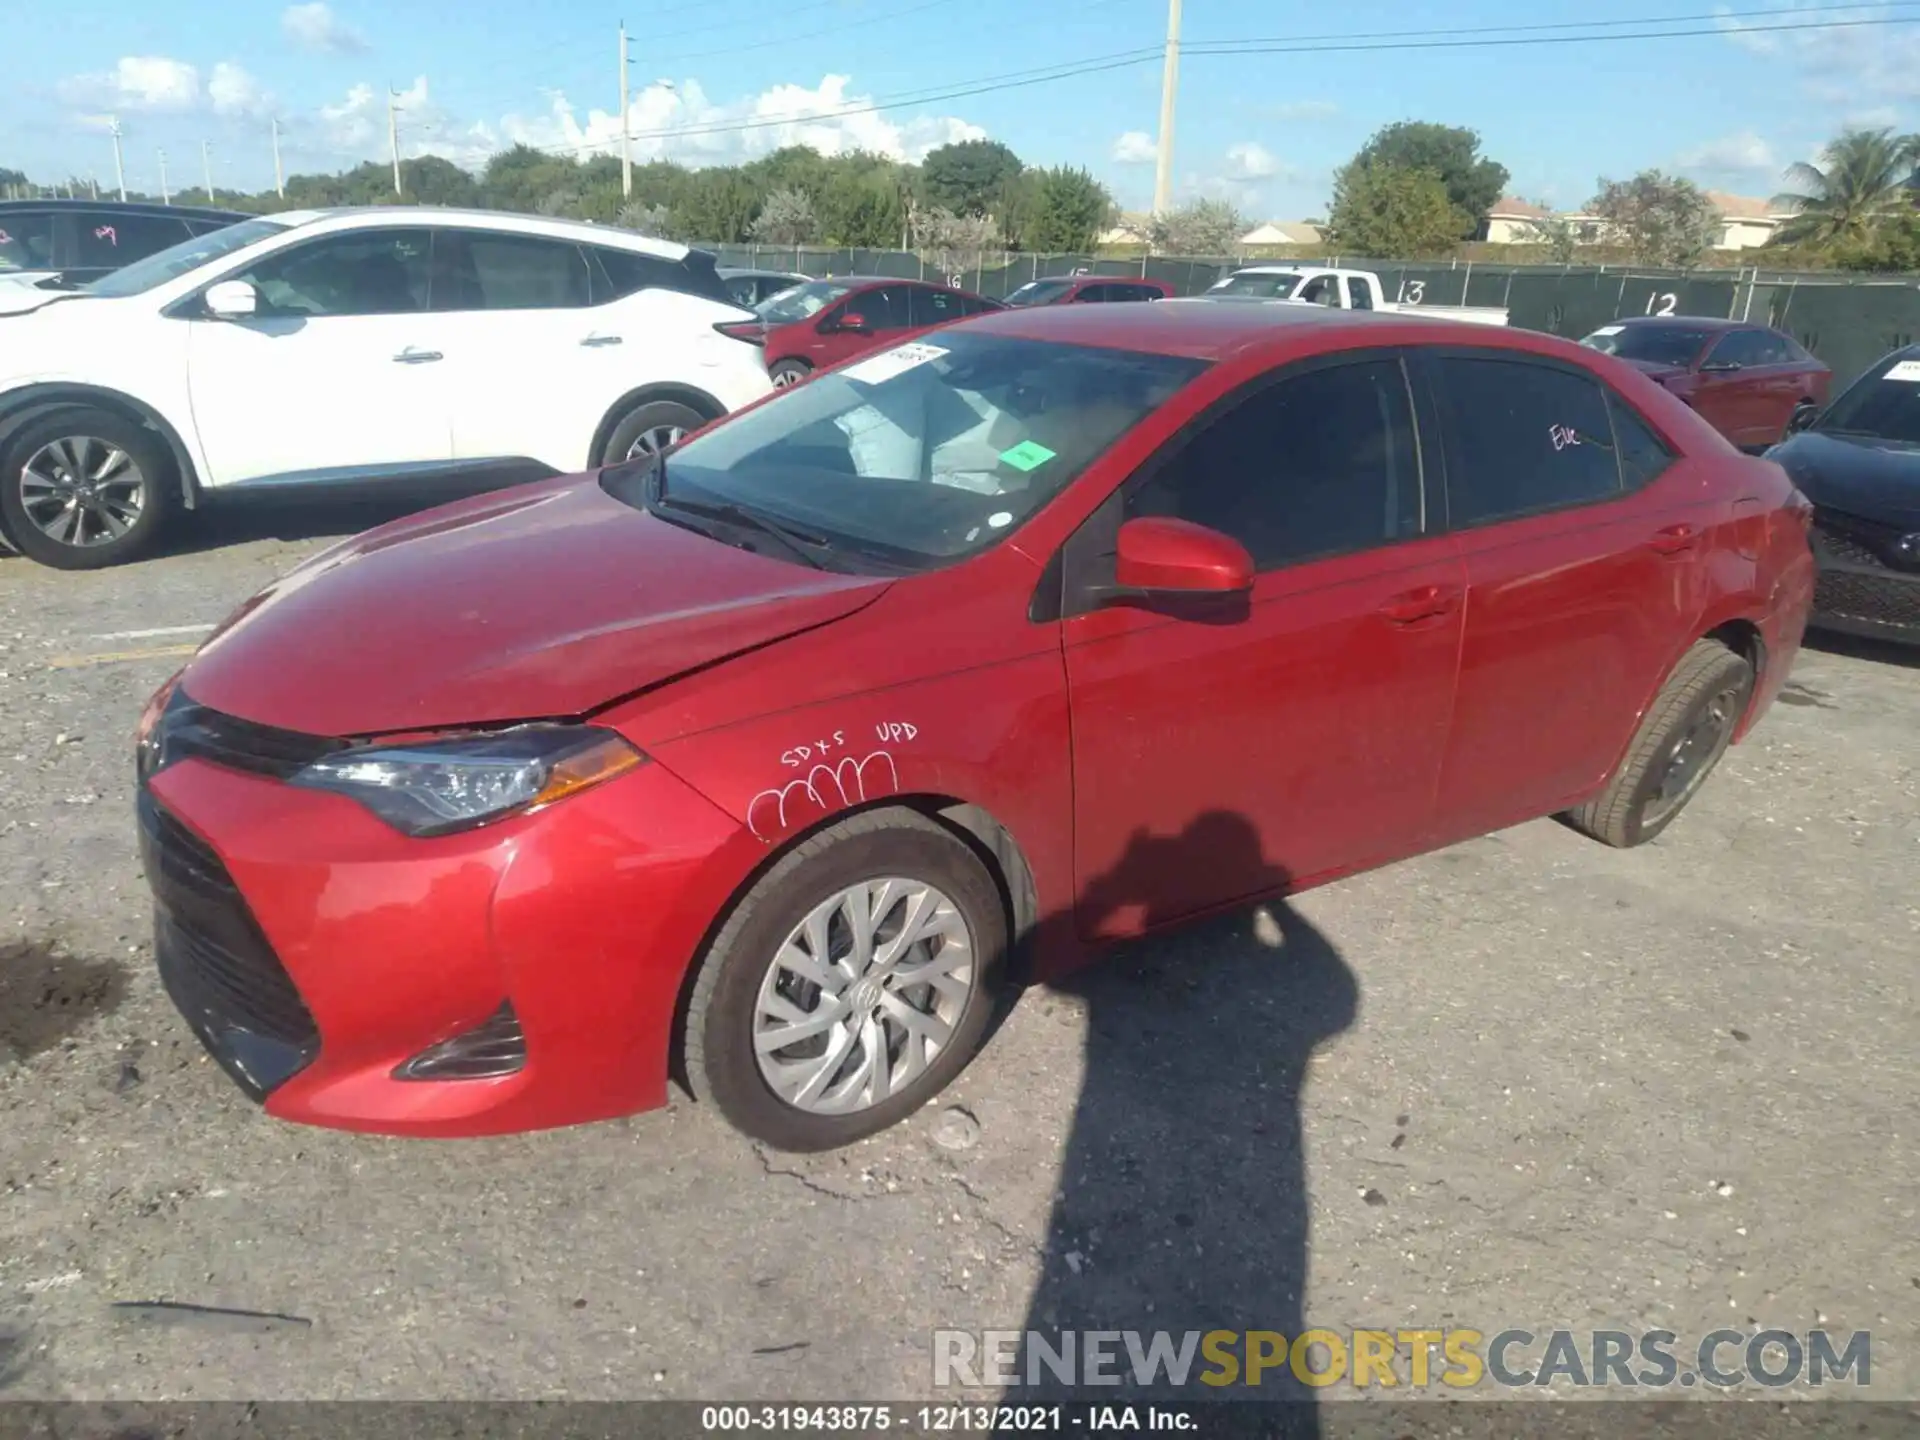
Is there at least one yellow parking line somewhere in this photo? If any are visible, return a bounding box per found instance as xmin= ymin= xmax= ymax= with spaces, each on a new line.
xmin=47 ymin=643 xmax=201 ymax=670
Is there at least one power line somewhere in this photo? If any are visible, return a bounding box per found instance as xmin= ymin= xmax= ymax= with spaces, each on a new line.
xmin=539 ymin=5 xmax=1920 ymax=155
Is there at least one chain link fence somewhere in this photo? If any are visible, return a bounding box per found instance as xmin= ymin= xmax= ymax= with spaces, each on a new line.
xmin=709 ymin=244 xmax=1920 ymax=388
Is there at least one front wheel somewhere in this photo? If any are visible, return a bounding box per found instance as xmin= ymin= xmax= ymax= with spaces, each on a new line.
xmin=683 ymin=809 xmax=1007 ymax=1151
xmin=1564 ymin=639 xmax=1754 ymax=847
xmin=599 ymin=399 xmax=708 ymax=468
xmin=769 ymin=359 xmax=812 ymax=389
xmin=0 ymin=407 xmax=177 ymax=570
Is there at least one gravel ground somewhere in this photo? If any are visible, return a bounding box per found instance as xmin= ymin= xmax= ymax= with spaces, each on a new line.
xmin=0 ymin=505 xmax=1915 ymax=1411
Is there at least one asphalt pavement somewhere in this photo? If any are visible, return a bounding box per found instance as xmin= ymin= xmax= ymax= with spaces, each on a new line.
xmin=1 ymin=502 xmax=1915 ymax=1407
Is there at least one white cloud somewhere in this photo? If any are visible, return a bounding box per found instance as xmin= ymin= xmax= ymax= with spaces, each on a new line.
xmin=1718 ymin=1 xmax=1920 ymax=102
xmin=1225 ymin=141 xmax=1279 ymax=180
xmin=59 ymin=56 xmax=202 ymax=112
xmin=1676 ymin=130 xmax=1779 ymax=177
xmin=283 ymin=2 xmax=369 ymax=55
xmin=209 ymin=62 xmax=273 ymax=117
xmin=1266 ymin=100 xmax=1337 ymax=121
xmin=1111 ymin=130 xmax=1157 ymax=165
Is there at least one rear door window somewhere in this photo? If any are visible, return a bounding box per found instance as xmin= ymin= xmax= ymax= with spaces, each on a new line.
xmin=1347 ymin=275 xmax=1377 ymax=310
xmin=0 ymin=210 xmax=57 ymax=272
xmin=1432 ymin=354 xmax=1624 ymax=527
xmin=436 ymin=231 xmax=591 ymax=310
xmin=912 ymin=287 xmax=965 ymax=326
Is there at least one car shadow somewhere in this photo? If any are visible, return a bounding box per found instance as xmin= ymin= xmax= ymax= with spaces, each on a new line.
xmin=1006 ymin=811 xmax=1358 ymax=1432
xmin=1803 ymin=626 xmax=1920 ymax=670
xmin=155 ymin=483 xmax=534 ymax=560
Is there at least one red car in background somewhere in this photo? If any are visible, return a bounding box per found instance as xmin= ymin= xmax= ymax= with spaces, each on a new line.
xmin=1004 ymin=274 xmax=1173 ymax=307
xmin=1580 ymin=316 xmax=1831 ymax=452
xmin=727 ymin=275 xmax=1002 ymax=388
xmin=137 ymin=303 xmax=1813 ymax=1152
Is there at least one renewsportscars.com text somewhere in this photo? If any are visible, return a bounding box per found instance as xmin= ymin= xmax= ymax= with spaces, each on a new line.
xmin=932 ymin=1328 xmax=1872 ymax=1390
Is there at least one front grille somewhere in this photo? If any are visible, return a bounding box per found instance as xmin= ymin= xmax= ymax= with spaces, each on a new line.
xmin=139 ymin=788 xmax=318 ymax=1100
xmin=1811 ymin=507 xmax=1907 ymax=571
xmin=1814 ymin=568 xmax=1920 ymax=629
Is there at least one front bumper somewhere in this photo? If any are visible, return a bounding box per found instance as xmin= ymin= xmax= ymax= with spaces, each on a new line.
xmin=140 ymin=744 xmax=756 ymax=1137
xmin=1809 ymin=514 xmax=1920 ymax=645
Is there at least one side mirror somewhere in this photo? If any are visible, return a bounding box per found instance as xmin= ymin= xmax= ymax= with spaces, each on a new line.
xmin=1098 ymin=516 xmax=1254 ymax=605
xmin=834 ymin=311 xmax=872 ymax=334
xmin=203 ymin=279 xmax=258 ymax=319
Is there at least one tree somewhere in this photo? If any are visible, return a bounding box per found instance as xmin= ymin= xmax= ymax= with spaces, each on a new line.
xmin=1324 ymin=162 xmax=1463 ymax=258
xmin=398 ymin=156 xmax=482 ymax=207
xmin=910 ymin=204 xmax=999 ymax=275
xmin=1147 ymin=198 xmax=1246 ymax=256
xmin=1773 ymin=127 xmax=1920 ymax=250
xmin=748 ymin=187 xmax=820 ymax=246
xmin=1587 ymin=171 xmax=1722 ymax=267
xmin=1016 ymin=166 xmax=1114 ymax=253
xmin=1518 ymin=214 xmax=1580 ymax=264
xmin=1829 ymin=208 xmax=1920 ymax=272
xmin=1348 ymin=122 xmax=1509 ymax=238
xmin=616 ymin=200 xmax=672 ymax=238
xmin=919 ymin=139 xmax=1023 ymax=217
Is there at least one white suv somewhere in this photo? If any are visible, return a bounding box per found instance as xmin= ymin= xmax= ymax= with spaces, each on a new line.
xmin=0 ymin=207 xmax=774 ymax=568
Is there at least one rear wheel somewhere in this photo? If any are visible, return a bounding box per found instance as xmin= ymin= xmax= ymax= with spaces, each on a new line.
xmin=769 ymin=359 xmax=812 ymax=389
xmin=0 ymin=407 xmax=176 ymax=570
xmin=683 ymin=809 xmax=1007 ymax=1151
xmin=1564 ymin=639 xmax=1754 ymax=848
xmin=599 ymin=399 xmax=708 ymax=468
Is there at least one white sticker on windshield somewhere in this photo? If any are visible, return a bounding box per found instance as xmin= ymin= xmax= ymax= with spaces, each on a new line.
xmin=1884 ymin=359 xmax=1920 ymax=382
xmin=1592 ymin=325 xmax=1625 ymax=336
xmin=841 ymin=342 xmax=949 ymax=386
xmin=988 ymin=511 xmax=1013 ymax=528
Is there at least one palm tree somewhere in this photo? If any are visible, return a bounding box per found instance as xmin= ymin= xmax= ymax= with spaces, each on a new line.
xmin=1772 ymin=127 xmax=1920 ymax=248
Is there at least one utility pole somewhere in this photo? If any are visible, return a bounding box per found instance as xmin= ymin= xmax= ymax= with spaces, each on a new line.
xmin=1151 ymin=0 xmax=1181 ymax=216
xmin=89 ymin=176 xmax=99 ymax=199
xmin=157 ymin=149 xmax=170 ymax=204
xmin=388 ymin=86 xmax=404 ymax=196
xmin=619 ymin=23 xmax=632 ymax=199
xmin=109 ymin=116 xmax=128 ymax=202
xmin=271 ymin=116 xmax=286 ymax=199
xmin=201 ymin=140 xmax=215 ymax=203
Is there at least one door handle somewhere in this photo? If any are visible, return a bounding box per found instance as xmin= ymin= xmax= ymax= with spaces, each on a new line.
xmin=1646 ymin=523 xmax=1699 ymax=555
xmin=392 ymin=348 xmax=443 ymax=364
xmin=580 ymin=334 xmax=624 ymax=347
xmin=1378 ymin=584 xmax=1460 ymax=624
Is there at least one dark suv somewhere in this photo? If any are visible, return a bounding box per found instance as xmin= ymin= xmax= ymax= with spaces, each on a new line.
xmin=0 ymin=199 xmax=248 ymax=287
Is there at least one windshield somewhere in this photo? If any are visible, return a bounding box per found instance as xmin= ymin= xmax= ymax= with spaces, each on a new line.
xmin=603 ymin=331 xmax=1208 ymax=573
xmin=1816 ymin=355 xmax=1920 ymax=446
xmin=1580 ymin=324 xmax=1713 ymax=366
xmin=1005 ymin=280 xmax=1075 ymax=307
xmin=84 ymin=217 xmax=291 ymax=298
xmin=1208 ymin=271 xmax=1302 ymax=299
xmin=756 ymin=279 xmax=852 ymax=322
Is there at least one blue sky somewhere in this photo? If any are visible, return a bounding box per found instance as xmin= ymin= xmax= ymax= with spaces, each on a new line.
xmin=8 ymin=0 xmax=1920 ymax=219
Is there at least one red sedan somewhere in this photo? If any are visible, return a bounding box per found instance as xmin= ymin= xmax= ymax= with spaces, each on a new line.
xmin=1579 ymin=316 xmax=1831 ymax=451
xmin=137 ymin=301 xmax=1815 ymax=1152
xmin=732 ymin=275 xmax=1002 ymax=389
xmin=1004 ymin=274 xmax=1173 ymax=306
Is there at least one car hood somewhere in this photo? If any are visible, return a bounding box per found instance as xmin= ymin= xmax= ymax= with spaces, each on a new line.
xmin=1768 ymin=430 xmax=1920 ymax=527
xmin=0 ymin=282 xmax=90 ymax=317
xmin=180 ymin=474 xmax=893 ymax=738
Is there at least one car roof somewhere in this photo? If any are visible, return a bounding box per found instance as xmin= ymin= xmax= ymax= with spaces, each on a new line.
xmin=0 ymin=198 xmax=248 ymax=222
xmin=1605 ymin=315 xmax=1756 ymax=332
xmin=718 ymin=267 xmax=806 ymax=278
xmin=967 ymin=295 xmax=1600 ymax=363
xmin=263 ymin=206 xmax=695 ymax=259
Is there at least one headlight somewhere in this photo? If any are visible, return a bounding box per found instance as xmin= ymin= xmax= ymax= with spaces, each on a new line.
xmin=291 ymin=725 xmax=643 ymax=837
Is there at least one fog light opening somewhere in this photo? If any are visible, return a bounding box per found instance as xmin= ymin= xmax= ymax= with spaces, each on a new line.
xmin=395 ymin=1001 xmax=527 ymax=1081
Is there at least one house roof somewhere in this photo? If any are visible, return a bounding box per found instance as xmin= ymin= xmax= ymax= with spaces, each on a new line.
xmin=1489 ymin=196 xmax=1552 ymax=220
xmin=1240 ymin=220 xmax=1323 ymax=244
xmin=1706 ymin=191 xmax=1783 ymax=221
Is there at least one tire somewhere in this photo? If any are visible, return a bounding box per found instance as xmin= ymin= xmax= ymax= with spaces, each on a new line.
xmin=1564 ymin=639 xmax=1754 ymax=848
xmin=598 ymin=399 xmax=709 ymax=468
xmin=769 ymin=359 xmax=812 ymax=389
xmin=0 ymin=407 xmax=177 ymax=570
xmin=1789 ymin=399 xmax=1818 ymax=435
xmin=684 ymin=808 xmax=1007 ymax=1151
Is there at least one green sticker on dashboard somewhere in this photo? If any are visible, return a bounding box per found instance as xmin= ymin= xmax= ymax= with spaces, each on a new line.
xmin=999 ymin=440 xmax=1057 ymax=472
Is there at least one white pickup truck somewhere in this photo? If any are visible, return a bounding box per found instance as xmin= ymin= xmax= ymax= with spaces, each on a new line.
xmin=1200 ymin=265 xmax=1508 ymax=326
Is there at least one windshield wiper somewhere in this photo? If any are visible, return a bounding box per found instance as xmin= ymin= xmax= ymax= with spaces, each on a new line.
xmin=645 ymin=464 xmax=830 ymax=570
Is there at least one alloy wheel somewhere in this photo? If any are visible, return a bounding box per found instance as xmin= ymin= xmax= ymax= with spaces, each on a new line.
xmin=624 ymin=424 xmax=686 ymax=462
xmin=771 ymin=368 xmax=803 ymax=389
xmin=18 ymin=436 xmax=146 ymax=549
xmin=752 ymin=878 xmax=975 ymax=1115
xmin=1644 ymin=681 xmax=1744 ymax=827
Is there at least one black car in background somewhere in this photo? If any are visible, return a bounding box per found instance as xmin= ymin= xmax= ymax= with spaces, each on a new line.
xmin=0 ymin=199 xmax=248 ymax=287
xmin=1767 ymin=345 xmax=1920 ymax=646
xmin=717 ymin=267 xmax=810 ymax=308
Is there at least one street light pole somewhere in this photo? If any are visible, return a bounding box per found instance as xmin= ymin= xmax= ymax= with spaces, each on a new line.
xmin=109 ymin=116 xmax=128 ymax=202
xmin=1151 ymin=0 xmax=1181 ymax=216
xmin=620 ymin=23 xmax=632 ymax=199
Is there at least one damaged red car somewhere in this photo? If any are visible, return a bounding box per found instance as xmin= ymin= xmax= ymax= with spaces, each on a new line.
xmin=137 ymin=302 xmax=1815 ymax=1152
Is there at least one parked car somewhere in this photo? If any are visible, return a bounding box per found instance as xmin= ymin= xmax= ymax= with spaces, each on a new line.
xmin=1579 ymin=316 xmax=1831 ymax=452
xmin=0 ymin=199 xmax=247 ymax=296
xmin=1200 ymin=265 xmax=1509 ymax=326
xmin=1004 ymin=274 xmax=1171 ymax=306
xmin=719 ymin=266 xmax=810 ymax=309
xmin=1766 ymin=344 xmax=1920 ymax=645
xmin=0 ymin=207 xmax=771 ymax=569
xmin=729 ymin=275 xmax=1003 ymax=387
xmin=136 ymin=301 xmax=1813 ymax=1151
